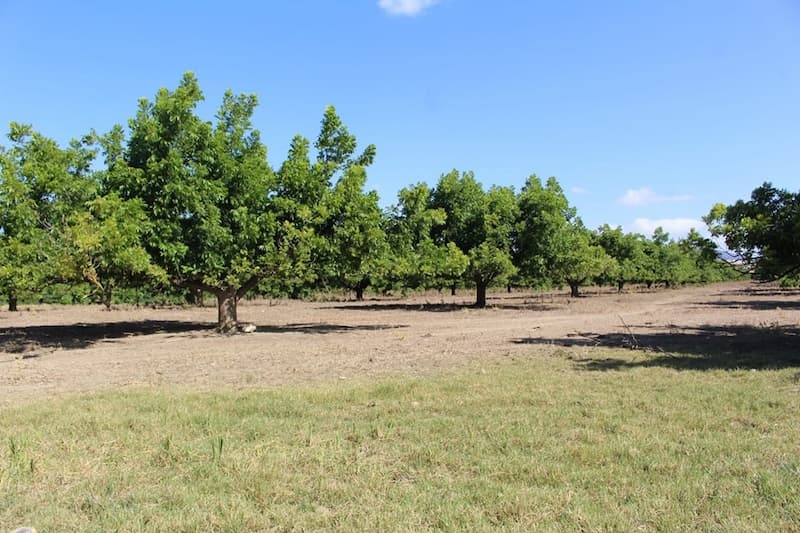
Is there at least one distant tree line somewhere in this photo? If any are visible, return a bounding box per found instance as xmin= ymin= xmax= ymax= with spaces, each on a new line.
xmin=0 ymin=74 xmax=743 ymax=331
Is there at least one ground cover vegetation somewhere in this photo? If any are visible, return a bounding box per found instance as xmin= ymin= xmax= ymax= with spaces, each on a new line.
xmin=0 ymin=73 xmax=748 ymax=331
xmin=1 ymin=355 xmax=798 ymax=531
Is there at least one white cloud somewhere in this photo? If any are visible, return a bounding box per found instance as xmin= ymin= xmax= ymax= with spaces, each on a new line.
xmin=378 ymin=0 xmax=440 ymax=16
xmin=618 ymin=187 xmax=693 ymax=206
xmin=629 ymin=218 xmax=704 ymax=238
xmin=570 ymin=186 xmax=590 ymax=195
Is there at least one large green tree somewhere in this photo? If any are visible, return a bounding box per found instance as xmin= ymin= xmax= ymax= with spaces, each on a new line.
xmin=0 ymin=123 xmax=96 ymax=310
xmin=706 ymin=182 xmax=800 ymax=281
xmin=110 ymin=73 xmax=276 ymax=332
xmin=431 ymin=170 xmax=516 ymax=307
xmin=63 ymin=192 xmax=164 ymax=309
xmin=515 ymin=175 xmax=567 ymax=287
xmin=318 ymin=165 xmax=389 ymax=300
xmin=384 ymin=182 xmax=468 ymax=294
xmin=268 ymin=106 xmax=380 ymax=300
xmin=312 ymin=107 xmax=383 ymax=300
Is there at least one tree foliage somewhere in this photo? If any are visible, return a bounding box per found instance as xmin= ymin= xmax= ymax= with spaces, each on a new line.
xmin=706 ymin=182 xmax=800 ymax=281
xmin=111 ymin=73 xmax=276 ymax=331
xmin=0 ymin=123 xmax=96 ymax=310
xmin=384 ymin=183 xmax=469 ymax=293
xmin=63 ymin=193 xmax=165 ymax=309
xmin=431 ymin=171 xmax=516 ymax=307
xmin=1 ymin=73 xmax=746 ymax=319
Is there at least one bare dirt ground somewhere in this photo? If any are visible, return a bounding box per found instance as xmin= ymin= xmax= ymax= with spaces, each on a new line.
xmin=1 ymin=281 xmax=799 ymax=405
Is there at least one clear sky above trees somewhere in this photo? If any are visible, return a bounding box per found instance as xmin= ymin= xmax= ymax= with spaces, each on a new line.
xmin=2 ymin=1 xmax=798 ymax=237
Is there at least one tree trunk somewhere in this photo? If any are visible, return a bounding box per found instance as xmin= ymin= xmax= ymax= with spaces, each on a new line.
xmin=569 ymin=281 xmax=580 ymax=298
xmin=355 ymin=285 xmax=365 ymax=301
xmin=617 ymin=280 xmax=624 ymax=293
xmin=8 ymin=291 xmax=18 ymax=312
xmin=185 ymin=288 xmax=204 ymax=306
xmin=475 ymin=281 xmax=487 ymax=308
xmin=507 ymin=283 xmax=512 ymax=293
xmin=216 ymin=290 xmax=238 ymax=333
xmin=102 ymin=286 xmax=113 ymax=311
xmin=451 ymin=283 xmax=457 ymax=296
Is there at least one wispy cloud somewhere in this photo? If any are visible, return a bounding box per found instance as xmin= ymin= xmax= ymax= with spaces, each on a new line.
xmin=378 ymin=0 xmax=440 ymax=16
xmin=618 ymin=187 xmax=693 ymax=206
xmin=629 ymin=218 xmax=704 ymax=237
xmin=570 ymin=186 xmax=590 ymax=195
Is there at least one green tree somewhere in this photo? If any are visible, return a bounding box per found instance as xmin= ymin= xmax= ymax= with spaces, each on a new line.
xmin=0 ymin=123 xmax=96 ymax=310
xmin=267 ymin=135 xmax=325 ymax=298
xmin=549 ymin=222 xmax=614 ymax=297
xmin=63 ymin=193 xmax=165 ymax=309
xmin=319 ymin=166 xmax=389 ymax=300
xmin=705 ymin=182 xmax=800 ymax=281
xmin=112 ymin=73 xmax=276 ymax=332
xmin=679 ymin=228 xmax=736 ymax=283
xmin=595 ymin=225 xmax=648 ymax=291
xmin=431 ymin=170 xmax=516 ymax=307
xmin=384 ymin=182 xmax=469 ymax=293
xmin=309 ymin=106 xmax=381 ymax=300
xmin=515 ymin=175 xmax=568 ymax=287
xmin=515 ymin=175 xmax=615 ymax=296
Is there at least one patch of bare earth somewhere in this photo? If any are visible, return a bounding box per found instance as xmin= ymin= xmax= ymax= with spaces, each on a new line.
xmin=1 ymin=281 xmax=798 ymax=404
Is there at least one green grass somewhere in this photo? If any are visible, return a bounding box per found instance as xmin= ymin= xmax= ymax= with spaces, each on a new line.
xmin=2 ymin=349 xmax=799 ymax=531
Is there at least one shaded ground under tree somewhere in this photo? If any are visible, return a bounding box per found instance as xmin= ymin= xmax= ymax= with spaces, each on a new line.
xmin=513 ymin=322 xmax=800 ymax=371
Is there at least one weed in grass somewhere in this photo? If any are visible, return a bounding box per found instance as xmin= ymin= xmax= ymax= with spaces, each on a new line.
xmin=210 ymin=437 xmax=224 ymax=462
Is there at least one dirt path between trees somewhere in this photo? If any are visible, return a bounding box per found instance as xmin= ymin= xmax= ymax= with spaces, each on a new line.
xmin=2 ymin=282 xmax=799 ymax=405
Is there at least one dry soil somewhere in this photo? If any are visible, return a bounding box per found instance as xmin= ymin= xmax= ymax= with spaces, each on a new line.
xmin=1 ymin=282 xmax=798 ymax=405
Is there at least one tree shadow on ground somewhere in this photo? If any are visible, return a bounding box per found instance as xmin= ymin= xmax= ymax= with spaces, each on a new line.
xmin=697 ymin=299 xmax=800 ymax=311
xmin=512 ymin=323 xmax=800 ymax=371
xmin=255 ymin=323 xmax=408 ymax=334
xmin=0 ymin=320 xmax=216 ymax=354
xmin=0 ymin=320 xmax=409 ymax=355
xmin=719 ymin=286 xmax=800 ymax=297
xmin=325 ymin=301 xmax=561 ymax=313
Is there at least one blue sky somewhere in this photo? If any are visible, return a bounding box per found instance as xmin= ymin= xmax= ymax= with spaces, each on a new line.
xmin=2 ymin=0 xmax=799 ymax=238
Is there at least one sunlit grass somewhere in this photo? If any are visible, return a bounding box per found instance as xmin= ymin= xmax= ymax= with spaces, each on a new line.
xmin=2 ymin=348 xmax=799 ymax=531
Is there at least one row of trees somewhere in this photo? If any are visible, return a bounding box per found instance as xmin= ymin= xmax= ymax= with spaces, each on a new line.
xmin=1 ymin=74 xmax=736 ymax=331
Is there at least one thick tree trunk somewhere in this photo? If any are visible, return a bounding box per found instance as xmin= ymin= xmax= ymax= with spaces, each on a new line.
xmin=507 ymin=283 xmax=512 ymax=293
xmin=8 ymin=291 xmax=18 ymax=312
xmin=569 ymin=281 xmax=580 ymax=298
xmin=216 ymin=290 xmax=238 ymax=333
xmin=451 ymin=283 xmax=457 ymax=296
xmin=475 ymin=282 xmax=487 ymax=308
xmin=617 ymin=280 xmax=624 ymax=293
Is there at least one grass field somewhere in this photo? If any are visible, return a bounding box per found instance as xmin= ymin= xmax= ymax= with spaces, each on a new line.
xmin=2 ymin=347 xmax=798 ymax=532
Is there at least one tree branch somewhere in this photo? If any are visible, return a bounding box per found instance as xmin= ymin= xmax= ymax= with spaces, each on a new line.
xmin=236 ymin=274 xmax=263 ymax=300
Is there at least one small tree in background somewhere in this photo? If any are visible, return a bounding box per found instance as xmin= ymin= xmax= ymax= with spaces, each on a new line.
xmin=431 ymin=170 xmax=516 ymax=307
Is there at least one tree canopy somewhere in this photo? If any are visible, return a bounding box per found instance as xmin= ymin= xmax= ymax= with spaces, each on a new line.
xmin=706 ymin=182 xmax=800 ymax=282
xmin=0 ymin=72 xmax=744 ymax=322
